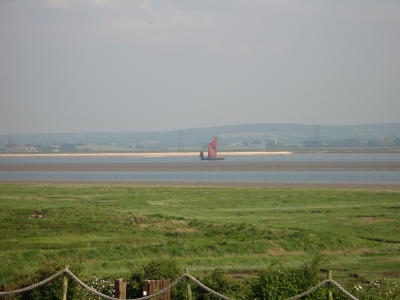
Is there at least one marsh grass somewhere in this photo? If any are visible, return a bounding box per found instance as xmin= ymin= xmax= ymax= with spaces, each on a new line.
xmin=0 ymin=184 xmax=399 ymax=285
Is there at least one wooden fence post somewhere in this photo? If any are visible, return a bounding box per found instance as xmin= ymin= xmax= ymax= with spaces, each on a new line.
xmin=144 ymin=280 xmax=170 ymax=300
xmin=185 ymin=268 xmax=192 ymax=300
xmin=62 ymin=266 xmax=69 ymax=300
xmin=327 ymin=270 xmax=333 ymax=300
xmin=115 ymin=278 xmax=127 ymax=299
xmin=0 ymin=284 xmax=6 ymax=300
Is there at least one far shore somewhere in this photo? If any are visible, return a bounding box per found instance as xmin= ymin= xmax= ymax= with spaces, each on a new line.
xmin=0 ymin=151 xmax=292 ymax=158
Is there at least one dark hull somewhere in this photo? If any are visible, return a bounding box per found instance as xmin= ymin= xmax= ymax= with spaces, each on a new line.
xmin=200 ymin=157 xmax=225 ymax=160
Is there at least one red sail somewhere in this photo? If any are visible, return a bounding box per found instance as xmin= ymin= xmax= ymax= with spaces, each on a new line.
xmin=208 ymin=137 xmax=218 ymax=160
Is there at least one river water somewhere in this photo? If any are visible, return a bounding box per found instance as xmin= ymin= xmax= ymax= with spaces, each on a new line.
xmin=0 ymin=153 xmax=399 ymax=185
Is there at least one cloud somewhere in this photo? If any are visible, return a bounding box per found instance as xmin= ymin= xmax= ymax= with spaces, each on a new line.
xmin=99 ymin=2 xmax=217 ymax=45
xmin=1 ymin=0 xmax=400 ymax=134
xmin=86 ymin=0 xmax=121 ymax=8
xmin=44 ymin=0 xmax=121 ymax=9
xmin=45 ymin=0 xmax=71 ymax=8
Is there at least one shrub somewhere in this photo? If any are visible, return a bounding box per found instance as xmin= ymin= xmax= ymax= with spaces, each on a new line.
xmin=249 ymin=257 xmax=327 ymax=300
xmin=140 ymin=259 xmax=181 ymax=280
xmin=128 ymin=259 xmax=186 ymax=300
xmin=76 ymin=275 xmax=115 ymax=300
xmin=13 ymin=259 xmax=82 ymax=300
xmin=252 ymin=268 xmax=323 ymax=299
xmin=192 ymin=268 xmax=246 ymax=300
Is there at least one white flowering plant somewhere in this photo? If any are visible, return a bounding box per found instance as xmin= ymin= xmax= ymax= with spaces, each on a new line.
xmin=76 ymin=275 xmax=116 ymax=300
xmin=351 ymin=278 xmax=399 ymax=300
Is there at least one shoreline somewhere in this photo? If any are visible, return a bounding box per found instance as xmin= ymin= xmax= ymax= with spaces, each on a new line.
xmin=0 ymin=151 xmax=292 ymax=158
xmin=0 ymin=180 xmax=399 ymax=190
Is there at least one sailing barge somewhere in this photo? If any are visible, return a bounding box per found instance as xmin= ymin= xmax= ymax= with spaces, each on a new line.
xmin=200 ymin=137 xmax=225 ymax=160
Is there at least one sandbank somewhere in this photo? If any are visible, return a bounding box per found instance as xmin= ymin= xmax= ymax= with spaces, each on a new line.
xmin=0 ymin=151 xmax=292 ymax=158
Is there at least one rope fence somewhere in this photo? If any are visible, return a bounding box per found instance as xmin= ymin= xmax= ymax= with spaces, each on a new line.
xmin=69 ymin=269 xmax=185 ymax=300
xmin=0 ymin=269 xmax=65 ymax=296
xmin=284 ymin=279 xmax=358 ymax=300
xmin=184 ymin=273 xmax=234 ymax=300
xmin=0 ymin=268 xmax=359 ymax=300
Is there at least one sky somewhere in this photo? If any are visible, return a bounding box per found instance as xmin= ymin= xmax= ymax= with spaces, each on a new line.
xmin=0 ymin=0 xmax=399 ymax=134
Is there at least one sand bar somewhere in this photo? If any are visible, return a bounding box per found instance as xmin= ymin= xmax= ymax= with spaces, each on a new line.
xmin=0 ymin=151 xmax=292 ymax=158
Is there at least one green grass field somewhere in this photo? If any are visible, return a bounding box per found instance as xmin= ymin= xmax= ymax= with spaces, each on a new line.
xmin=1 ymin=184 xmax=399 ymax=284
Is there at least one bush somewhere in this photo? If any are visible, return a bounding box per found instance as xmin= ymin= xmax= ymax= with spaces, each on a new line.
xmin=13 ymin=259 xmax=83 ymax=300
xmin=76 ymin=275 xmax=116 ymax=300
xmin=250 ymin=268 xmax=324 ymax=300
xmin=192 ymin=268 xmax=246 ymax=300
xmin=140 ymin=259 xmax=181 ymax=280
xmin=128 ymin=259 xmax=186 ymax=300
xmin=249 ymin=257 xmax=328 ymax=300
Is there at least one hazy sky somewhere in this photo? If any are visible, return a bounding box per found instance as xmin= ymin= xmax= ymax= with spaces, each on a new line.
xmin=1 ymin=0 xmax=399 ymax=134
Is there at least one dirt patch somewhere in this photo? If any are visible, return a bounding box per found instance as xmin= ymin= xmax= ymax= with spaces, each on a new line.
xmin=229 ymin=270 xmax=259 ymax=278
xmin=35 ymin=197 xmax=75 ymax=201
xmin=266 ymin=248 xmax=304 ymax=257
xmin=384 ymin=259 xmax=400 ymax=263
xmin=147 ymin=200 xmax=184 ymax=206
xmin=267 ymin=220 xmax=288 ymax=223
xmin=379 ymin=272 xmax=400 ymax=278
xmin=357 ymin=217 xmax=395 ymax=224
xmin=320 ymin=248 xmax=379 ymax=255
xmin=174 ymin=227 xmax=197 ymax=233
xmin=28 ymin=212 xmax=44 ymax=219
xmin=319 ymin=250 xmax=348 ymax=255
xmin=0 ymin=196 xmax=24 ymax=199
xmin=351 ymin=248 xmax=380 ymax=255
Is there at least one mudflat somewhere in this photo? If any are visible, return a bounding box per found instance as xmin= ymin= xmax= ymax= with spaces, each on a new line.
xmin=1 ymin=161 xmax=400 ymax=172
xmin=2 ymin=180 xmax=399 ymax=190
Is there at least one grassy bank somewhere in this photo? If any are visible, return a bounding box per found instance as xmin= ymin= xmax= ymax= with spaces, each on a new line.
xmin=0 ymin=184 xmax=399 ymax=284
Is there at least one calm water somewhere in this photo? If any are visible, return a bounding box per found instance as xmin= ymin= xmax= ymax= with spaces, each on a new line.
xmin=1 ymin=153 xmax=399 ymax=184
xmin=1 ymin=153 xmax=399 ymax=164
xmin=0 ymin=171 xmax=399 ymax=184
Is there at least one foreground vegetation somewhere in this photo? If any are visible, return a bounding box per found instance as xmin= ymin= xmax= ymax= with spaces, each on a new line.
xmin=7 ymin=258 xmax=400 ymax=300
xmin=0 ymin=184 xmax=399 ymax=296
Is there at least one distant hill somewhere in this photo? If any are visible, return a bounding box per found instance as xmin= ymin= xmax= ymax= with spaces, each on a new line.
xmin=1 ymin=123 xmax=400 ymax=151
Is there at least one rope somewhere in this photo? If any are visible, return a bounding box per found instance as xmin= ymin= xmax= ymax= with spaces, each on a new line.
xmin=329 ymin=279 xmax=359 ymax=300
xmin=284 ymin=279 xmax=329 ymax=300
xmin=184 ymin=273 xmax=235 ymax=300
xmin=65 ymin=269 xmax=185 ymax=300
xmin=0 ymin=269 xmax=65 ymax=296
xmin=0 ymin=269 xmax=184 ymax=300
xmin=284 ymin=279 xmax=359 ymax=300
